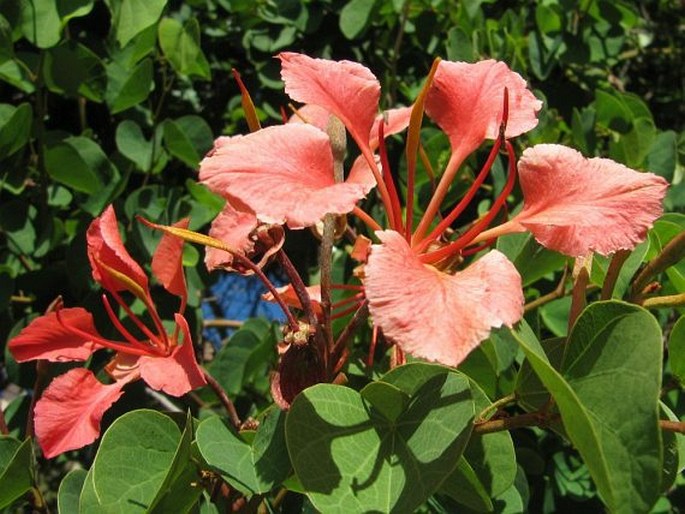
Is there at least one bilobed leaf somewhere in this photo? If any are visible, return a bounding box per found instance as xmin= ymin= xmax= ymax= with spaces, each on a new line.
xmin=58 ymin=468 xmax=87 ymax=514
xmin=0 ymin=103 xmax=32 ymax=159
xmin=116 ymin=119 xmax=153 ymax=172
xmin=88 ymin=410 xmax=182 ymax=512
xmin=163 ymin=115 xmax=213 ymax=168
xmin=111 ymin=0 xmax=168 ymax=47
xmin=286 ymin=363 xmax=474 ymax=513
xmin=45 ymin=137 xmax=113 ymax=194
xmin=43 ymin=41 xmax=106 ymax=101
xmin=196 ymin=407 xmax=290 ymax=495
xmin=106 ymin=58 xmax=153 ymax=114
xmin=158 ymin=17 xmax=210 ymax=79
xmin=0 ymin=436 xmax=33 ymax=509
xmin=339 ymin=0 xmax=376 ymax=39
xmin=509 ymin=302 xmax=663 ymax=514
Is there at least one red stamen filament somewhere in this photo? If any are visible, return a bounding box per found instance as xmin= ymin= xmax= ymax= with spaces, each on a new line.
xmin=55 ymin=308 xmax=159 ymax=357
xmin=331 ymin=283 xmax=363 ymax=291
xmin=413 ymin=135 xmax=503 ymax=254
xmin=332 ymin=292 xmax=365 ymax=311
xmin=352 ymin=206 xmax=382 ymax=232
xmin=331 ymin=301 xmax=364 ymax=320
xmin=421 ymin=140 xmax=518 ymax=264
xmin=377 ymin=121 xmax=404 ymax=233
xmin=109 ymin=289 xmax=167 ymax=350
xmin=358 ymin=144 xmax=399 ymax=233
xmin=101 ymin=294 xmax=164 ymax=354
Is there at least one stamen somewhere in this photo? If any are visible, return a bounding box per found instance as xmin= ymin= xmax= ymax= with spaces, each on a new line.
xmin=331 ymin=301 xmax=364 ymax=320
xmin=377 ymin=121 xmax=404 ymax=232
xmin=101 ymin=294 xmax=161 ymax=353
xmin=421 ymin=139 xmax=518 ymax=264
xmin=366 ymin=325 xmax=379 ymax=369
xmin=55 ymin=307 xmax=155 ymax=357
xmin=109 ymin=289 xmax=165 ymax=349
xmin=413 ymin=135 xmax=503 ymax=254
xmin=352 ymin=206 xmax=382 ymax=232
xmin=332 ymin=292 xmax=365 ymax=311
xmin=331 ymin=284 xmax=363 ymax=291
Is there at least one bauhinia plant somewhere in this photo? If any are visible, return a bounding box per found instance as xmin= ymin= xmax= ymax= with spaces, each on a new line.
xmin=6 ymin=52 xmax=682 ymax=514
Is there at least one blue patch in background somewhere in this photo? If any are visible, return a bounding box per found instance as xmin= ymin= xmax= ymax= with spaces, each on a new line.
xmin=202 ymin=272 xmax=287 ymax=348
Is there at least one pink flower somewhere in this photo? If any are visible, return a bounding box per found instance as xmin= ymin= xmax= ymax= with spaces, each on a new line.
xmin=9 ymin=206 xmax=206 ymax=458
xmin=195 ymin=52 xmax=668 ymax=370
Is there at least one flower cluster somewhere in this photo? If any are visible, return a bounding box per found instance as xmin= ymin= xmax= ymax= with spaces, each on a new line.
xmin=10 ymin=206 xmax=206 ymax=457
xmin=198 ymin=52 xmax=668 ymax=368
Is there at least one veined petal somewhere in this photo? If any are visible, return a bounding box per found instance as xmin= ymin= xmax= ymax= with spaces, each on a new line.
xmin=288 ymin=104 xmax=331 ymax=131
xmin=369 ymin=106 xmax=413 ymax=149
xmin=9 ymin=307 xmax=102 ymax=362
xmin=139 ymin=314 xmax=206 ymax=396
xmin=364 ymin=231 xmax=524 ymax=367
xmin=200 ymin=124 xmax=370 ymax=229
xmin=511 ymin=144 xmax=669 ymax=257
xmin=152 ymin=218 xmax=189 ymax=297
xmin=425 ymin=60 xmax=541 ymax=157
xmin=87 ymin=205 xmax=149 ymax=294
xmin=204 ymin=203 xmax=258 ymax=271
xmin=279 ymin=52 xmax=380 ymax=149
xmin=34 ymin=368 xmax=131 ymax=458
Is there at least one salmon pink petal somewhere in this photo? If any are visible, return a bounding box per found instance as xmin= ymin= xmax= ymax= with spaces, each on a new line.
xmin=205 ymin=203 xmax=258 ymax=271
xmin=279 ymin=52 xmax=380 ymax=149
xmin=425 ymin=60 xmax=541 ymax=158
xmin=139 ymin=314 xmax=206 ymax=396
xmin=152 ymin=218 xmax=189 ymax=297
xmin=200 ymin=124 xmax=370 ymax=229
xmin=369 ymin=106 xmax=413 ymax=149
xmin=364 ymin=231 xmax=524 ymax=367
xmin=288 ymin=104 xmax=331 ymax=131
xmin=87 ymin=205 xmax=148 ymax=293
xmin=9 ymin=307 xmax=102 ymax=362
xmin=34 ymin=368 xmax=131 ymax=458
xmin=511 ymin=144 xmax=669 ymax=257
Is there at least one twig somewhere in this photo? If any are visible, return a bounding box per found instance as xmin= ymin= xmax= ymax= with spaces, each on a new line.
xmin=631 ymin=232 xmax=685 ymax=300
xmin=475 ymin=393 xmax=517 ymax=422
xmin=601 ymin=249 xmax=631 ymax=300
xmin=473 ymin=411 xmax=551 ymax=435
xmin=660 ymin=420 xmax=685 ymax=434
xmin=203 ymin=369 xmax=241 ymax=429
xmin=642 ymin=293 xmax=685 ymax=309
xmin=524 ymin=267 xmax=568 ymax=312
xmin=203 ymin=319 xmax=243 ymax=328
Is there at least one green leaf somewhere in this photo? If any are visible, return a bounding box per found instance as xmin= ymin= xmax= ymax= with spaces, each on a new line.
xmin=446 ymin=26 xmax=474 ymax=62
xmin=116 ymin=119 xmax=153 ymax=172
xmin=208 ymin=327 xmax=272 ymax=397
xmin=0 ymin=437 xmax=33 ymax=510
xmin=496 ymin=232 xmax=566 ymax=287
xmin=196 ymin=407 xmax=290 ymax=495
xmin=659 ymin=402 xmax=684 ymax=493
xmin=19 ymin=0 xmax=61 ymax=48
xmin=669 ymin=316 xmax=685 ymax=387
xmin=163 ymin=115 xmax=213 ymax=168
xmin=0 ymin=102 xmax=32 ymax=159
xmin=83 ymin=410 xmax=182 ymax=512
xmin=43 ymin=41 xmax=106 ymax=101
xmin=286 ymin=363 xmax=474 ymax=513
xmin=0 ymin=58 xmax=35 ymax=93
xmin=509 ymin=302 xmax=663 ymax=514
xmin=440 ymin=379 xmax=517 ymax=511
xmin=0 ymin=14 xmax=13 ymax=64
xmin=158 ymin=17 xmax=210 ymax=80
xmin=110 ymin=0 xmax=168 ymax=47
xmin=148 ymin=412 xmax=203 ymax=513
xmin=105 ymin=57 xmax=153 ymax=114
xmin=647 ymin=130 xmax=678 ymax=179
xmin=58 ymin=468 xmax=87 ymax=514
xmin=339 ymin=0 xmax=376 ymax=39
xmin=45 ymin=136 xmax=113 ymax=194
xmin=57 ymin=0 xmax=95 ymax=21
